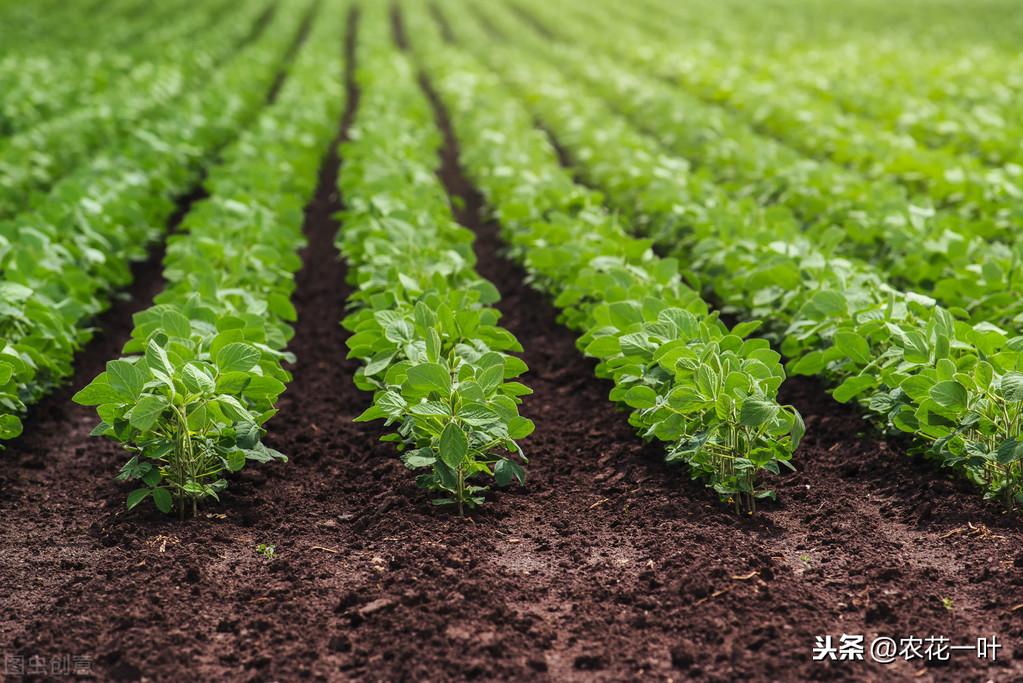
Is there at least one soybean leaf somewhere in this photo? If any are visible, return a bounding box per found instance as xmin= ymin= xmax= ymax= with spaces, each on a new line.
xmin=438 ymin=421 xmax=468 ymax=468
xmin=126 ymin=488 xmax=151 ymax=510
xmin=406 ymin=362 xmax=451 ymax=397
xmin=216 ymin=342 xmax=260 ymax=373
xmin=930 ymin=380 xmax=968 ymax=411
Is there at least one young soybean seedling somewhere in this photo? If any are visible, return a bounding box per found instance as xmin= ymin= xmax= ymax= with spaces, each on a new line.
xmin=256 ymin=543 xmax=276 ymax=560
xmin=353 ymin=298 xmax=533 ymax=516
xmin=73 ymin=315 xmax=288 ymax=519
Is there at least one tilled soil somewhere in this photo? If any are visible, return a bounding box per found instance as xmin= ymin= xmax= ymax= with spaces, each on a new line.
xmin=1 ymin=17 xmax=1022 ymax=683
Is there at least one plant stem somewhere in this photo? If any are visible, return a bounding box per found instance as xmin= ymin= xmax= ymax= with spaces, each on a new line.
xmin=457 ymin=464 xmax=465 ymax=516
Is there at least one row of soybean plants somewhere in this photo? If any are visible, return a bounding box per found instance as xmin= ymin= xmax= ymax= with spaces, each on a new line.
xmin=404 ymin=0 xmax=803 ymax=514
xmin=0 ymin=0 xmax=270 ymax=219
xmin=444 ymin=0 xmax=1023 ymax=506
xmin=633 ymin=0 xmax=1023 ymax=167
xmin=573 ymin=0 xmax=1022 ymax=233
xmin=336 ymin=2 xmax=532 ymax=515
xmin=0 ymin=0 xmax=177 ymax=54
xmin=511 ymin=0 xmax=1023 ymax=334
xmin=71 ymin=0 xmax=348 ymax=518
xmin=0 ymin=0 xmax=242 ymax=139
xmin=0 ymin=1 xmax=312 ymax=444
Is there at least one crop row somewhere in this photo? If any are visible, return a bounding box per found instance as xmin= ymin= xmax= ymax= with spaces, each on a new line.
xmin=72 ymin=0 xmax=346 ymax=517
xmin=450 ymin=0 xmax=1023 ymax=505
xmin=0 ymin=0 xmax=245 ymax=139
xmin=0 ymin=0 xmax=174 ymax=54
xmin=5 ymin=1 xmax=1018 ymax=518
xmin=0 ymin=0 xmax=270 ymax=220
xmin=406 ymin=1 xmax=803 ymax=512
xmin=629 ymin=0 xmax=1023 ymax=165
xmin=627 ymin=0 xmax=1023 ymax=49
xmin=336 ymin=3 xmax=532 ymax=513
xmin=506 ymin=0 xmax=1023 ymax=340
xmin=575 ymin=1 xmax=1022 ymax=230
xmin=0 ymin=1 xmax=310 ymax=444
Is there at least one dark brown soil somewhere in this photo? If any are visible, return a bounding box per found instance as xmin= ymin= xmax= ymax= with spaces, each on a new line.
xmin=0 ymin=12 xmax=1021 ymax=683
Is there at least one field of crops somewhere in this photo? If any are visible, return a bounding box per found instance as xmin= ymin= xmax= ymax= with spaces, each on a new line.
xmin=1 ymin=0 xmax=1022 ymax=680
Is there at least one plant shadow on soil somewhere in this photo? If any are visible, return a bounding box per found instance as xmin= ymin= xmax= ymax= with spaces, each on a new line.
xmin=0 ymin=7 xmax=1021 ymax=683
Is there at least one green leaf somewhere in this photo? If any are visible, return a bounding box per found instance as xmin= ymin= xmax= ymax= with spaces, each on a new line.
xmin=216 ymin=371 xmax=251 ymax=394
xmin=438 ymin=421 xmax=468 ymax=469
xmin=129 ymin=395 xmax=168 ymax=432
xmin=162 ymin=309 xmax=192 ymax=338
xmin=624 ymin=385 xmax=657 ymax=409
xmin=459 ymin=403 xmax=500 ymax=425
xmin=585 ymin=335 xmax=621 ymax=358
xmin=832 ymin=375 xmax=877 ymax=403
xmin=789 ymin=350 xmax=824 ymax=376
xmin=929 ymin=380 xmax=968 ymax=411
xmin=730 ymin=320 xmax=763 ymax=339
xmin=216 ymin=342 xmax=260 ymax=373
xmin=72 ymin=375 xmax=122 ymax=406
xmin=236 ymin=421 xmax=260 ymax=449
xmin=608 ymin=301 xmax=643 ymax=329
xmin=724 ymin=371 xmax=751 ymax=396
xmin=506 ymin=416 xmax=535 ymax=439
xmin=142 ymin=466 xmax=162 ymax=487
xmin=834 ymin=331 xmax=871 ymax=365
xmin=409 ymin=400 xmax=451 ymax=417
xmin=403 ymin=449 xmax=436 ymax=468
xmin=494 ymin=458 xmax=526 ymax=487
xmin=788 ymin=409 xmax=805 ymax=448
xmin=226 ymin=449 xmax=246 ymax=473
xmin=152 ymin=488 xmax=173 ymax=514
xmin=503 ymin=355 xmax=529 ymax=379
xmin=891 ymin=406 xmax=919 ymax=433
xmin=666 ymin=385 xmax=705 ymax=413
xmin=267 ymin=293 xmax=297 ymax=321
xmin=739 ymin=399 xmax=778 ymax=427
xmin=477 ymin=364 xmax=504 ymax=394
xmin=242 ymin=375 xmax=286 ymax=399
xmin=376 ymin=391 xmax=407 ymax=419
xmin=900 ymin=331 xmax=931 ymax=364
xmin=996 ymin=439 xmax=1023 ymax=465
xmin=0 ymin=282 xmax=32 ymax=302
xmin=364 ymin=351 xmax=395 ymax=377
xmin=182 ymin=364 xmax=215 ymax=394
xmin=146 ymin=339 xmax=174 ymax=376
xmin=0 ymin=414 xmax=23 ymax=440
xmin=127 ymin=488 xmax=151 ymax=510
xmin=807 ymin=290 xmax=847 ymax=317
xmin=216 ymin=395 xmax=253 ymax=423
xmin=1000 ymin=372 xmax=1023 ymax=402
xmin=406 ymin=362 xmax=451 ymax=397
xmin=107 ymin=360 xmax=147 ymax=400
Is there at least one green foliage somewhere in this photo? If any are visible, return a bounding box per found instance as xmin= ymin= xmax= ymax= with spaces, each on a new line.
xmin=72 ymin=0 xmax=344 ymax=516
xmin=0 ymin=0 xmax=266 ymax=219
xmin=407 ymin=3 xmax=802 ymax=512
xmin=339 ymin=5 xmax=533 ymax=513
xmin=462 ymin=0 xmax=1023 ymax=505
xmin=507 ymin=0 xmax=1023 ymax=334
xmin=1 ymin=1 xmax=309 ymax=446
